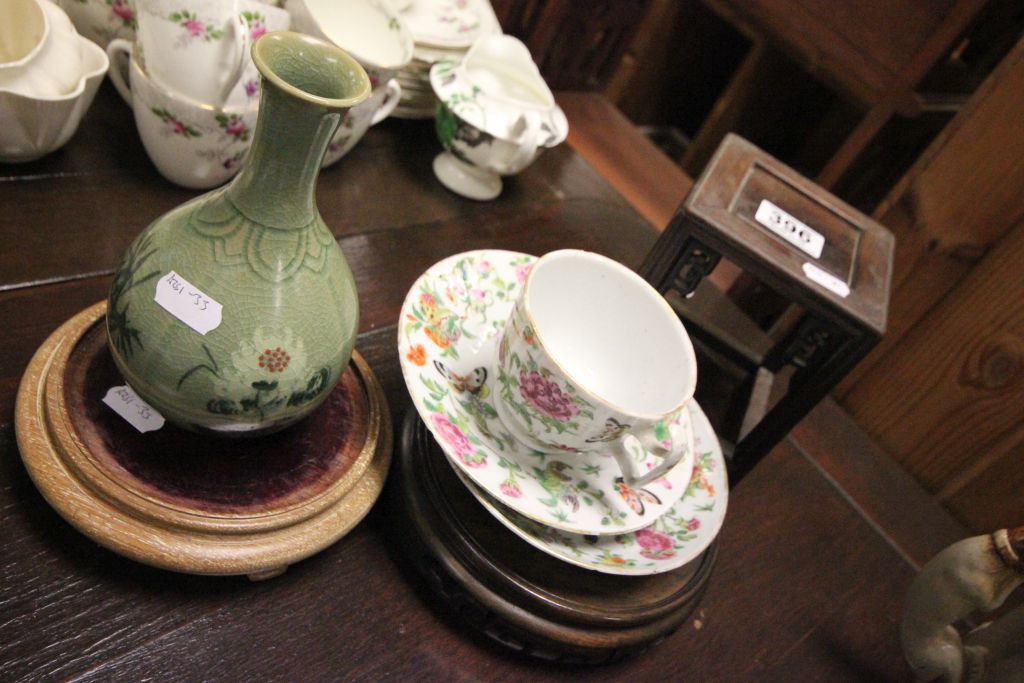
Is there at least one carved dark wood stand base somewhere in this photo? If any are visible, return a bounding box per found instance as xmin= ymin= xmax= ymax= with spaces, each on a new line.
xmin=15 ymin=302 xmax=392 ymax=580
xmin=392 ymin=408 xmax=717 ymax=664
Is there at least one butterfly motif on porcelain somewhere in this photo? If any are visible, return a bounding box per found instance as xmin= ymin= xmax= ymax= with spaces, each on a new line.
xmin=586 ymin=417 xmax=632 ymax=443
xmin=614 ymin=477 xmax=662 ymax=516
xmin=434 ymin=360 xmax=512 ymax=447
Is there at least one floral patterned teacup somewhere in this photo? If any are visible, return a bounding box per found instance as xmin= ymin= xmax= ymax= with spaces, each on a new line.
xmin=134 ymin=0 xmax=251 ymax=106
xmin=57 ymin=0 xmax=138 ymax=49
xmin=495 ymin=249 xmax=699 ymax=487
xmin=320 ymin=77 xmax=400 ymax=167
xmin=107 ymin=38 xmax=258 ymax=188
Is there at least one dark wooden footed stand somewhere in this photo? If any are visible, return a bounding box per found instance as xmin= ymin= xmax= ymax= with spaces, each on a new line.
xmin=390 ymin=407 xmax=717 ymax=664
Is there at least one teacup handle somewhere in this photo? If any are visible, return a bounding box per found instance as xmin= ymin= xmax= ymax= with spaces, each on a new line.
xmin=613 ymin=420 xmax=688 ymax=488
xmin=106 ymin=38 xmax=134 ymax=105
xmin=217 ymin=10 xmax=250 ymax=108
xmin=370 ymin=79 xmax=402 ymax=126
xmin=498 ymin=111 xmax=542 ymax=175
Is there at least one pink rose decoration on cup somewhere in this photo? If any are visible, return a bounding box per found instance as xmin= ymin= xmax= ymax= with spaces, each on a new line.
xmin=519 ymin=370 xmax=579 ymax=422
xmin=635 ymin=528 xmax=676 ymax=560
xmin=515 ymin=263 xmax=533 ymax=283
xmin=112 ymin=0 xmax=135 ymax=23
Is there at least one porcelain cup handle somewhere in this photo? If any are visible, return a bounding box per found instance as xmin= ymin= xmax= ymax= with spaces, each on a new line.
xmin=106 ymin=38 xmax=134 ymax=105
xmin=217 ymin=10 xmax=250 ymax=108
xmin=370 ymin=79 xmax=402 ymax=126
xmin=499 ymin=111 xmax=542 ymax=174
xmin=613 ymin=420 xmax=688 ymax=488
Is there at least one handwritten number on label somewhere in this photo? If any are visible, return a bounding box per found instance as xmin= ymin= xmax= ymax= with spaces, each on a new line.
xmin=102 ymin=385 xmax=166 ymax=433
xmin=154 ymin=271 xmax=223 ymax=334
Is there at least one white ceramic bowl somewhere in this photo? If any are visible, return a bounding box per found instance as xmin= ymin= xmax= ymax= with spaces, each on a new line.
xmin=0 ymin=4 xmax=109 ymax=162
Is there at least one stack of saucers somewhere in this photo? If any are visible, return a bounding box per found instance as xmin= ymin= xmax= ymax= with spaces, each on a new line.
xmin=398 ymin=250 xmax=729 ymax=576
xmin=390 ymin=0 xmax=501 ymax=119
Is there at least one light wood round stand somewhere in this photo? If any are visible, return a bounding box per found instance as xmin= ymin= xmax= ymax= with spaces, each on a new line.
xmin=15 ymin=302 xmax=392 ymax=580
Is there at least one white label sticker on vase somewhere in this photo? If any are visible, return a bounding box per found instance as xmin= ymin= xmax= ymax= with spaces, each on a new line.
xmin=755 ymin=199 xmax=825 ymax=259
xmin=154 ymin=271 xmax=223 ymax=334
xmin=802 ymin=262 xmax=851 ymax=298
xmin=102 ymin=385 xmax=165 ymax=433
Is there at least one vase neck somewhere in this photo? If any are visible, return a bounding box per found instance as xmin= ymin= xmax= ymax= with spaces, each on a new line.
xmin=226 ymin=82 xmax=340 ymax=230
xmin=224 ymin=32 xmax=371 ymax=230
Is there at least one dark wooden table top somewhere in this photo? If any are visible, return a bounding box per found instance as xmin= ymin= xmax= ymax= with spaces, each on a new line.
xmin=0 ymin=84 xmax=966 ymax=682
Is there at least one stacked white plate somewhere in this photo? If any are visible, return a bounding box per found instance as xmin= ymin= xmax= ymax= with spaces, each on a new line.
xmin=390 ymin=0 xmax=502 ymax=119
xmin=398 ymin=250 xmax=730 ymax=575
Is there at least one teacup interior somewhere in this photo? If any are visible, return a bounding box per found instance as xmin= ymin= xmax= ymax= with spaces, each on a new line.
xmin=465 ymin=63 xmax=553 ymax=108
xmin=464 ymin=38 xmax=554 ymax=108
xmin=0 ymin=0 xmax=45 ymax=65
xmin=526 ymin=251 xmax=694 ymax=416
xmin=303 ymin=0 xmax=410 ymax=69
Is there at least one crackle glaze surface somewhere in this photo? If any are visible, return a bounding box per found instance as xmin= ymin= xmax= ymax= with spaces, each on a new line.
xmin=107 ymin=32 xmax=369 ymax=433
xmin=398 ymin=249 xmax=697 ymax=535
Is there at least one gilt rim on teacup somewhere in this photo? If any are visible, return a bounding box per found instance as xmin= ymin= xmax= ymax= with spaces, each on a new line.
xmin=517 ymin=249 xmax=698 ymax=422
xmin=123 ymin=42 xmax=255 ymax=116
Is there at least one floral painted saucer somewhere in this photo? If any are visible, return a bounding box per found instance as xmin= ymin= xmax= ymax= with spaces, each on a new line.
xmin=398 ymin=250 xmax=696 ymax=535
xmin=452 ymin=400 xmax=728 ymax=575
xmin=401 ymin=0 xmax=499 ymax=49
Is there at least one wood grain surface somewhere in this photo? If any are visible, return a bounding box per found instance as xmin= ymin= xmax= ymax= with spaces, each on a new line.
xmin=839 ymin=37 xmax=1024 ymax=530
xmin=0 ymin=82 xmax=967 ymax=681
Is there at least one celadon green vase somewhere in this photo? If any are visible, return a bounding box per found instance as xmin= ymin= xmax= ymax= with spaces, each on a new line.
xmin=106 ymin=32 xmax=371 ymax=435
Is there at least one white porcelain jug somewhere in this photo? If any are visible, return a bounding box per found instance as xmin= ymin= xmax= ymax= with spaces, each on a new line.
xmin=0 ymin=0 xmax=85 ymax=98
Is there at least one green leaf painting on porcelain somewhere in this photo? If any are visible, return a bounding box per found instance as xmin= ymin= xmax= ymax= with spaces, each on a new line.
xmin=106 ymin=32 xmax=371 ymax=435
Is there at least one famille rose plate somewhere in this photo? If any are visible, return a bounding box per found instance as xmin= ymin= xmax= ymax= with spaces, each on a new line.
xmin=453 ymin=400 xmax=728 ymax=575
xmin=398 ymin=250 xmax=696 ymax=536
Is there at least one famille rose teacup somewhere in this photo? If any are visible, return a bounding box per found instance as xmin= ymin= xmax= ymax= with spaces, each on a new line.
xmin=107 ymin=38 xmax=257 ymax=188
xmin=134 ymin=0 xmax=252 ymax=107
xmin=495 ymin=249 xmax=698 ymax=487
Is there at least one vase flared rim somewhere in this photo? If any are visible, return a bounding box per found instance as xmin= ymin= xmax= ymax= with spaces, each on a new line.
xmin=252 ymin=31 xmax=371 ymax=111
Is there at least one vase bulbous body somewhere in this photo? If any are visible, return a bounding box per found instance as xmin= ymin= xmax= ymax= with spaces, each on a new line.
xmin=106 ymin=32 xmax=370 ymax=435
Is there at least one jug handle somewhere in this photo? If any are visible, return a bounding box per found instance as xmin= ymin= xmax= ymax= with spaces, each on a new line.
xmin=499 ymin=111 xmax=542 ymax=175
xmin=105 ymin=39 xmax=134 ymax=105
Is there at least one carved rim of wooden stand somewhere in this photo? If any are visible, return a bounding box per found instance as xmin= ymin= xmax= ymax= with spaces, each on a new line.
xmin=14 ymin=302 xmax=393 ymax=577
xmin=44 ymin=302 xmax=381 ymax=535
xmin=397 ymin=410 xmax=717 ymax=653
